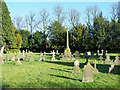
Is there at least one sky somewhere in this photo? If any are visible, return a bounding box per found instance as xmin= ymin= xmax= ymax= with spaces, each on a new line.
xmin=4 ymin=0 xmax=119 ymax=29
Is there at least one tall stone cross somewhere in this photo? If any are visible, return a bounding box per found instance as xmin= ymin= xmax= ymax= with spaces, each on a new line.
xmin=65 ymin=25 xmax=70 ymax=49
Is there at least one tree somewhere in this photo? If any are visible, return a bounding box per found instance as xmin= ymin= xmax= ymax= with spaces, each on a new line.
xmin=2 ymin=1 xmax=16 ymax=48
xmin=93 ymin=12 xmax=111 ymax=52
xmin=69 ymin=9 xmax=80 ymax=27
xmin=15 ymin=33 xmax=22 ymax=49
xmin=19 ymin=30 xmax=30 ymax=49
xmin=70 ymin=24 xmax=90 ymax=52
xmin=25 ymin=12 xmax=40 ymax=34
xmin=53 ymin=5 xmax=66 ymax=24
xmin=13 ymin=16 xmax=23 ymax=30
xmin=48 ymin=21 xmax=66 ymax=51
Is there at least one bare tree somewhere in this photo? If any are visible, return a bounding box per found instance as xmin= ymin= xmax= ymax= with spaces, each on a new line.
xmin=111 ymin=4 xmax=118 ymax=22
xmin=25 ymin=12 xmax=40 ymax=34
xmin=39 ymin=8 xmax=49 ymax=36
xmin=13 ymin=16 xmax=23 ymax=30
xmin=69 ymin=9 xmax=80 ymax=27
xmin=53 ymin=4 xmax=66 ymax=24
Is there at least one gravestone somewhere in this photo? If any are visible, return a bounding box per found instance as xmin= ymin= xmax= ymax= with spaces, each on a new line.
xmin=52 ymin=50 xmax=56 ymax=61
xmin=56 ymin=50 xmax=59 ymax=54
xmin=60 ymin=25 xmax=75 ymax=60
xmin=26 ymin=49 xmax=28 ymax=53
xmin=109 ymin=61 xmax=115 ymax=73
xmin=23 ymin=50 xmax=25 ymax=57
xmin=24 ymin=53 xmax=28 ymax=61
xmin=29 ymin=53 xmax=34 ymax=62
xmin=105 ymin=54 xmax=110 ymax=64
xmin=99 ymin=56 xmax=103 ymax=64
xmin=75 ymin=51 xmax=80 ymax=58
xmin=82 ymin=63 xmax=94 ymax=82
xmin=114 ymin=55 xmax=120 ymax=64
xmin=101 ymin=49 xmax=104 ymax=55
xmin=106 ymin=50 xmax=108 ymax=55
xmin=5 ymin=54 xmax=9 ymax=61
xmin=87 ymin=51 xmax=91 ymax=56
xmin=72 ymin=60 xmax=80 ymax=73
xmin=39 ymin=53 xmax=45 ymax=61
xmin=93 ymin=60 xmax=99 ymax=73
xmin=16 ymin=58 xmax=21 ymax=64
xmin=11 ymin=54 xmax=15 ymax=61
xmin=97 ymin=50 xmax=99 ymax=56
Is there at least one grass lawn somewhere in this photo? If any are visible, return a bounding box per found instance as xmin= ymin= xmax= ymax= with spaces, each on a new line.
xmin=1 ymin=53 xmax=120 ymax=88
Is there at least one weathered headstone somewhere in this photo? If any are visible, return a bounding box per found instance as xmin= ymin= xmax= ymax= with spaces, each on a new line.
xmin=56 ymin=50 xmax=59 ymax=54
xmin=105 ymin=54 xmax=110 ymax=64
xmin=99 ymin=56 xmax=103 ymax=64
xmin=23 ymin=50 xmax=25 ymax=57
xmin=29 ymin=53 xmax=34 ymax=62
xmin=75 ymin=51 xmax=80 ymax=58
xmin=52 ymin=50 xmax=56 ymax=61
xmin=109 ymin=61 xmax=115 ymax=73
xmin=11 ymin=54 xmax=15 ymax=61
xmin=87 ymin=51 xmax=91 ymax=56
xmin=101 ymin=49 xmax=104 ymax=55
xmin=24 ymin=53 xmax=28 ymax=61
xmin=16 ymin=58 xmax=21 ymax=64
xmin=39 ymin=53 xmax=44 ymax=61
xmin=97 ymin=50 xmax=99 ymax=55
xmin=5 ymin=54 xmax=9 ymax=61
xmin=91 ymin=51 xmax=94 ymax=57
xmin=93 ymin=60 xmax=99 ymax=73
xmin=82 ymin=63 xmax=94 ymax=82
xmin=114 ymin=55 xmax=120 ymax=64
xmin=106 ymin=50 xmax=108 ymax=55
xmin=72 ymin=60 xmax=80 ymax=73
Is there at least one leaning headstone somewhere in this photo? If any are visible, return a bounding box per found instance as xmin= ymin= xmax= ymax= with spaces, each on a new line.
xmin=5 ymin=54 xmax=9 ymax=61
xmin=114 ymin=55 xmax=120 ymax=64
xmin=82 ymin=63 xmax=94 ymax=82
xmin=93 ymin=60 xmax=99 ymax=73
xmin=99 ymin=56 xmax=103 ymax=64
xmin=39 ymin=53 xmax=44 ymax=61
xmin=109 ymin=61 xmax=115 ymax=73
xmin=72 ymin=60 xmax=80 ymax=73
xmin=16 ymin=58 xmax=21 ymax=64
xmin=11 ymin=54 xmax=15 ymax=61
xmin=29 ymin=53 xmax=34 ymax=62
xmin=75 ymin=51 xmax=80 ymax=58
xmin=52 ymin=50 xmax=56 ymax=61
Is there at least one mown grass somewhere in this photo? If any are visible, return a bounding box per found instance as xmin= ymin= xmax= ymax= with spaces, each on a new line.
xmin=1 ymin=53 xmax=120 ymax=88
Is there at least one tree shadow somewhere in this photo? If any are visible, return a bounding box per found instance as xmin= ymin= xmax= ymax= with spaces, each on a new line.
xmin=50 ymin=68 xmax=71 ymax=73
xmin=48 ymin=74 xmax=82 ymax=82
xmin=45 ymin=61 xmax=120 ymax=75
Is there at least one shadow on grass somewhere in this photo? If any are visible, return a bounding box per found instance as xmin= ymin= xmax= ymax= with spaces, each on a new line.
xmin=45 ymin=61 xmax=120 ymax=75
xmin=50 ymin=68 xmax=71 ymax=73
xmin=48 ymin=74 xmax=82 ymax=82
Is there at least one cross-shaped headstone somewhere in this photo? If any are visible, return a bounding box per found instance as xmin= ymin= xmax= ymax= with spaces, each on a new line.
xmin=93 ymin=60 xmax=98 ymax=69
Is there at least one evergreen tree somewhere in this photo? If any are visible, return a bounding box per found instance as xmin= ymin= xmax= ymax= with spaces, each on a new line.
xmin=2 ymin=1 xmax=16 ymax=48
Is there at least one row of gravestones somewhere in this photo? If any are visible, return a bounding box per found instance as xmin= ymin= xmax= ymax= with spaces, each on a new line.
xmin=99 ymin=55 xmax=120 ymax=65
xmin=72 ymin=59 xmax=117 ymax=82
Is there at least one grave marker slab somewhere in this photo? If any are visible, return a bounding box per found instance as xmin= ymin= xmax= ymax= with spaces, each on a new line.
xmin=72 ymin=60 xmax=80 ymax=73
xmin=93 ymin=60 xmax=99 ymax=73
xmin=75 ymin=51 xmax=80 ymax=58
xmin=82 ymin=63 xmax=94 ymax=82
xmin=99 ymin=56 xmax=103 ymax=64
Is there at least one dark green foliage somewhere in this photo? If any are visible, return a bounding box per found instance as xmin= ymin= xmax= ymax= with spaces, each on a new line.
xmin=48 ymin=21 xmax=66 ymax=51
xmin=19 ymin=30 xmax=30 ymax=49
xmin=2 ymin=1 xmax=16 ymax=48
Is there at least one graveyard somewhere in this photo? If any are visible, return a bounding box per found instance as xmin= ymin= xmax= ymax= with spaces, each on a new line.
xmin=1 ymin=0 xmax=120 ymax=89
xmin=1 ymin=52 xmax=120 ymax=88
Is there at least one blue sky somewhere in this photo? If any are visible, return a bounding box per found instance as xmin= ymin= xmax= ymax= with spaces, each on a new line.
xmin=5 ymin=1 xmax=119 ymax=27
